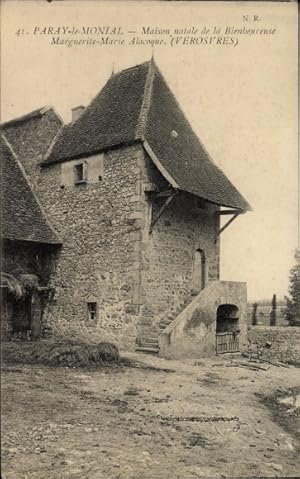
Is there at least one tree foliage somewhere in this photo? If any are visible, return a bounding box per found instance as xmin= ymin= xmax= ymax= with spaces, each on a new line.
xmin=285 ymin=249 xmax=300 ymax=326
xmin=251 ymin=302 xmax=258 ymax=325
xmin=270 ymin=294 xmax=277 ymax=326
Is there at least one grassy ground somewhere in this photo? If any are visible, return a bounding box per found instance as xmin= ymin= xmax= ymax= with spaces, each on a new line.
xmin=1 ymin=352 xmax=299 ymax=478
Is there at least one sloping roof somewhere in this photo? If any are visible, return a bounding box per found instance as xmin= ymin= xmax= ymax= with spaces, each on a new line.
xmin=1 ymin=106 xmax=63 ymax=165
xmin=1 ymin=106 xmax=61 ymax=129
xmin=44 ymin=63 xmax=149 ymax=164
xmin=1 ymin=135 xmax=62 ymax=245
xmin=43 ymin=60 xmax=250 ymax=211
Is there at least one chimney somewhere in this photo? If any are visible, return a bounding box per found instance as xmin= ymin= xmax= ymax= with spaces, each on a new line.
xmin=71 ymin=105 xmax=85 ymax=122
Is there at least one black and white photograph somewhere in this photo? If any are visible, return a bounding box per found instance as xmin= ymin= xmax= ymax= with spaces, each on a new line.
xmin=1 ymin=1 xmax=299 ymax=478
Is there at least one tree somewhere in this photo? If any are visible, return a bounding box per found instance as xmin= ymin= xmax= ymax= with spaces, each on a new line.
xmin=285 ymin=249 xmax=300 ymax=326
xmin=251 ymin=302 xmax=258 ymax=325
xmin=270 ymin=294 xmax=277 ymax=326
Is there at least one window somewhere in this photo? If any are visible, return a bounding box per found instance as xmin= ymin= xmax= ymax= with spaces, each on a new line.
xmin=87 ymin=302 xmax=97 ymax=320
xmin=61 ymin=155 xmax=104 ymax=187
xmin=192 ymin=249 xmax=206 ymax=291
xmin=74 ymin=161 xmax=87 ymax=184
xmin=75 ymin=163 xmax=83 ymax=182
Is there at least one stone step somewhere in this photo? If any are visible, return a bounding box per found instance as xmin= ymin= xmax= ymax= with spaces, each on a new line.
xmin=142 ymin=335 xmax=159 ymax=340
xmin=139 ymin=329 xmax=158 ymax=335
xmin=140 ymin=336 xmax=159 ymax=343
xmin=140 ymin=344 xmax=159 ymax=351
xmin=160 ymin=318 xmax=173 ymax=325
xmin=135 ymin=347 xmax=159 ymax=354
xmin=140 ymin=339 xmax=159 ymax=346
xmin=159 ymin=322 xmax=172 ymax=330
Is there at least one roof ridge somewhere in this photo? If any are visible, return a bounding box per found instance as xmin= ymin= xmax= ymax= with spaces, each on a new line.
xmin=1 ymin=106 xmax=63 ymax=129
xmin=135 ymin=59 xmax=156 ymax=140
xmin=69 ymin=61 xmax=152 ymax=130
xmin=43 ymin=124 xmax=65 ymax=165
xmin=2 ymin=134 xmax=62 ymax=244
xmin=113 ymin=60 xmax=150 ymax=78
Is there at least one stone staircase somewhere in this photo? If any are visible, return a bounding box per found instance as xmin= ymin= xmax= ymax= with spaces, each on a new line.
xmin=135 ymin=330 xmax=160 ymax=354
xmin=159 ymin=281 xmax=247 ymax=358
xmin=136 ymin=292 xmax=196 ymax=354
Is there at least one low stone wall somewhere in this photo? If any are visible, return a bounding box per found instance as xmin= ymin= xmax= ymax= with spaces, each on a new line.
xmin=248 ymin=326 xmax=300 ymax=364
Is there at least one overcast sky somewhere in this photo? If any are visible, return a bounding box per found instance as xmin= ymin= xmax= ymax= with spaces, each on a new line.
xmin=1 ymin=1 xmax=298 ymax=301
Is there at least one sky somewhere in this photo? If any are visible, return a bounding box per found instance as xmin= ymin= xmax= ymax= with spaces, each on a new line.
xmin=1 ymin=1 xmax=298 ymax=301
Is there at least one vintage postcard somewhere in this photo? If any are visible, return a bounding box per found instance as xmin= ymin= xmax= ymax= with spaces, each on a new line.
xmin=1 ymin=1 xmax=299 ymax=478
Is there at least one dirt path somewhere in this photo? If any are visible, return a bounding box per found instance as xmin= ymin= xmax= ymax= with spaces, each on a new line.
xmin=2 ymin=353 xmax=299 ymax=478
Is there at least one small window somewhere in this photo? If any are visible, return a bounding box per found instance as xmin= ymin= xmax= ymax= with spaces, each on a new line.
xmin=192 ymin=249 xmax=206 ymax=291
xmin=74 ymin=161 xmax=87 ymax=184
xmin=87 ymin=302 xmax=97 ymax=320
xmin=75 ymin=163 xmax=83 ymax=182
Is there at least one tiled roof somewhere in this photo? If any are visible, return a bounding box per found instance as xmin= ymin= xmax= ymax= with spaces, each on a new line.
xmin=1 ymin=106 xmax=59 ymax=129
xmin=43 ymin=60 xmax=250 ymax=211
xmin=1 ymin=135 xmax=62 ymax=245
xmin=1 ymin=106 xmax=63 ymax=166
xmin=44 ymin=63 xmax=149 ymax=163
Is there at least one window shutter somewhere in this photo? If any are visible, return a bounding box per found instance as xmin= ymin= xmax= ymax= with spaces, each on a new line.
xmin=73 ymin=163 xmax=78 ymax=180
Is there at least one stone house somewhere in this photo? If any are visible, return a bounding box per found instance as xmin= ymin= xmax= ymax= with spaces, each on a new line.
xmin=1 ymin=60 xmax=251 ymax=356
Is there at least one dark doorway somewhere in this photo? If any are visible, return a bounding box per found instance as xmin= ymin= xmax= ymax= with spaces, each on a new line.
xmin=216 ymin=304 xmax=240 ymax=354
xmin=12 ymin=297 xmax=32 ymax=335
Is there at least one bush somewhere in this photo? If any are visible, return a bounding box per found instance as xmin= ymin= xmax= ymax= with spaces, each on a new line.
xmin=2 ymin=339 xmax=120 ymax=368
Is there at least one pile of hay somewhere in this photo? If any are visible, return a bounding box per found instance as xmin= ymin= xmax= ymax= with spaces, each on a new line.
xmin=1 ymin=271 xmax=39 ymax=299
xmin=2 ymin=339 xmax=120 ymax=368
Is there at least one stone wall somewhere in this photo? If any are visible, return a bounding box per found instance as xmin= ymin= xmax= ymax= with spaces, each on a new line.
xmin=248 ymin=326 xmax=300 ymax=364
xmin=159 ymin=281 xmax=248 ymax=358
xmin=33 ymin=144 xmax=147 ymax=348
xmin=136 ymin=152 xmax=220 ymax=342
xmin=3 ymin=109 xmax=62 ymax=193
xmin=144 ymin=196 xmax=219 ymax=319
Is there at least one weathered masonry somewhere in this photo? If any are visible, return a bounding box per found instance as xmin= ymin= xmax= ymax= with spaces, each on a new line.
xmin=1 ymin=131 xmax=62 ymax=339
xmin=1 ymin=60 xmax=251 ymax=356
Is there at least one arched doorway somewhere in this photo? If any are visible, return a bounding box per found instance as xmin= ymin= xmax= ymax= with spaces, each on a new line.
xmin=216 ymin=304 xmax=240 ymax=354
xmin=192 ymin=249 xmax=206 ymax=292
